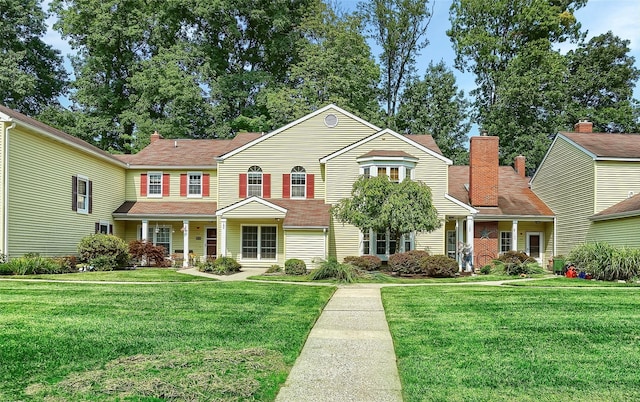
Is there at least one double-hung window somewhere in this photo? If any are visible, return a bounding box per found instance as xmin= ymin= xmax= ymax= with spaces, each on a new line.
xmin=291 ymin=166 xmax=306 ymax=198
xmin=148 ymin=172 xmax=162 ymax=197
xmin=500 ymin=231 xmax=512 ymax=253
xmin=247 ymin=166 xmax=263 ymax=197
xmin=242 ymin=225 xmax=277 ymax=260
xmin=188 ymin=172 xmax=202 ymax=197
xmin=76 ymin=176 xmax=89 ymax=213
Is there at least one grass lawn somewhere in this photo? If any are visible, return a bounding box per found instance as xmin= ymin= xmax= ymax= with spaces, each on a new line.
xmin=13 ymin=267 xmax=216 ymax=282
xmin=0 ymin=281 xmax=334 ymax=401
xmin=383 ymin=286 xmax=640 ymax=401
xmin=507 ymin=276 xmax=640 ymax=287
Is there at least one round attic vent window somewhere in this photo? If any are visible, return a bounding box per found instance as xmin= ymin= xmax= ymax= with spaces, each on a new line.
xmin=324 ymin=113 xmax=338 ymax=128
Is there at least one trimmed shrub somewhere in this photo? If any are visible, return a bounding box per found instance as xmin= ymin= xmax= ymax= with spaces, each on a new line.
xmin=388 ymin=250 xmax=430 ymax=275
xmin=78 ymin=234 xmax=129 ymax=268
xmin=198 ymin=257 xmax=241 ymax=275
xmin=4 ymin=254 xmax=60 ymax=275
xmin=50 ymin=256 xmax=79 ymax=273
xmin=492 ymin=260 xmax=545 ymax=276
xmin=284 ymin=259 xmax=307 ymax=275
xmin=497 ymin=250 xmax=536 ymax=265
xmin=310 ymin=257 xmax=357 ymax=283
xmin=343 ymin=255 xmax=382 ymax=271
xmin=265 ymin=264 xmax=282 ymax=273
xmin=568 ymin=242 xmax=640 ymax=281
xmin=480 ymin=265 xmax=492 ymax=275
xmin=128 ymin=240 xmax=169 ymax=267
xmin=89 ymin=255 xmax=118 ymax=271
xmin=420 ymin=255 xmax=459 ymax=278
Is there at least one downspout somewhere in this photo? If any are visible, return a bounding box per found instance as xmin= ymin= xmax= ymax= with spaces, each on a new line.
xmin=3 ymin=121 xmax=15 ymax=257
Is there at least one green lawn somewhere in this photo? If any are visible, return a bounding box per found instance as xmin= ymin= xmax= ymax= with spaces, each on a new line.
xmin=249 ymin=272 xmax=541 ymax=284
xmin=0 ymin=281 xmax=334 ymax=401
xmin=507 ymin=276 xmax=640 ymax=287
xmin=383 ymin=286 xmax=640 ymax=401
xmin=15 ymin=267 xmax=216 ymax=282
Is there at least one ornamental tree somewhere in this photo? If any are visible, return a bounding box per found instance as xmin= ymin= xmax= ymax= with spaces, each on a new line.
xmin=331 ymin=175 xmax=441 ymax=253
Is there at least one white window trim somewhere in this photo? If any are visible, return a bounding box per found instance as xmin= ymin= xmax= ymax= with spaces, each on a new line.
xmin=240 ymin=224 xmax=277 ymax=261
xmin=359 ymin=163 xmax=415 ymax=182
xmin=137 ymin=224 xmax=173 ymax=254
xmin=147 ymin=171 xmax=163 ymax=198
xmin=98 ymin=220 xmax=110 ymax=234
xmin=290 ymin=169 xmax=306 ymax=199
xmin=499 ymin=231 xmax=512 ymax=254
xmin=76 ymin=174 xmax=89 ymax=214
xmin=247 ymin=167 xmax=263 ymax=198
xmin=361 ymin=229 xmax=414 ymax=257
xmin=187 ymin=171 xmax=203 ymax=198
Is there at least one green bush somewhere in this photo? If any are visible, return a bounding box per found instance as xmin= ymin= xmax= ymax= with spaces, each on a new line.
xmin=492 ymin=260 xmax=545 ymax=276
xmin=197 ymin=257 xmax=241 ymax=275
xmin=265 ymin=264 xmax=282 ymax=273
xmin=343 ymin=255 xmax=382 ymax=271
xmin=480 ymin=265 xmax=492 ymax=275
xmin=310 ymin=257 xmax=357 ymax=283
xmin=284 ymin=259 xmax=307 ymax=275
xmin=420 ymin=255 xmax=459 ymax=278
xmin=89 ymin=255 xmax=119 ymax=271
xmin=388 ymin=250 xmax=430 ymax=275
xmin=568 ymin=242 xmax=640 ymax=281
xmin=0 ymin=263 xmax=13 ymax=275
xmin=49 ymin=256 xmax=79 ymax=273
xmin=78 ymin=234 xmax=129 ymax=268
xmin=4 ymin=255 xmax=60 ymax=275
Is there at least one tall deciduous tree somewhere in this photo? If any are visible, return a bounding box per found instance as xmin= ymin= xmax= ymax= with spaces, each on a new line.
xmin=564 ymin=32 xmax=640 ymax=133
xmin=359 ymin=0 xmax=432 ymax=128
xmin=448 ymin=0 xmax=586 ymax=121
xmin=0 ymin=0 xmax=67 ymax=115
xmin=396 ymin=61 xmax=470 ymax=164
xmin=331 ymin=175 xmax=441 ymax=253
xmin=262 ymin=1 xmax=382 ymax=128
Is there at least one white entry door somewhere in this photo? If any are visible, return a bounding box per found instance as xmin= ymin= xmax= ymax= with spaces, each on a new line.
xmin=526 ymin=232 xmax=543 ymax=263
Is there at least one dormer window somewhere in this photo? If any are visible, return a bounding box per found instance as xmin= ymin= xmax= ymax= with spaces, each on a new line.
xmin=357 ymin=151 xmax=418 ymax=182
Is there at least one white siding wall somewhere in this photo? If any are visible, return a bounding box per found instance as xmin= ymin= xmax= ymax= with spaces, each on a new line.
xmin=285 ymin=229 xmax=326 ymax=268
xmin=595 ymin=161 xmax=640 ymax=212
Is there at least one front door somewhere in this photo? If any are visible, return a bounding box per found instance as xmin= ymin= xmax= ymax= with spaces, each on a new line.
xmin=206 ymin=228 xmax=217 ymax=258
xmin=526 ymin=232 xmax=543 ymax=262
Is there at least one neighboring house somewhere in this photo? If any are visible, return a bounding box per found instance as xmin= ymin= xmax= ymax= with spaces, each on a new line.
xmin=1 ymin=103 xmax=556 ymax=269
xmin=531 ymin=121 xmax=640 ymax=255
xmin=446 ymin=135 xmax=555 ymax=268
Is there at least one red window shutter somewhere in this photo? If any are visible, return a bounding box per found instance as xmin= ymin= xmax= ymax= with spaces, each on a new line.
xmin=140 ymin=173 xmax=148 ymax=196
xmin=162 ymin=174 xmax=170 ymax=196
xmin=180 ymin=174 xmax=187 ymax=196
xmin=283 ymin=174 xmax=290 ymax=199
xmin=263 ymin=174 xmax=271 ymax=198
xmin=307 ymin=174 xmax=314 ymax=199
xmin=203 ymin=174 xmax=210 ymax=197
xmin=239 ymin=173 xmax=247 ymax=198
xmin=72 ymin=175 xmax=78 ymax=211
xmin=88 ymin=180 xmax=93 ymax=213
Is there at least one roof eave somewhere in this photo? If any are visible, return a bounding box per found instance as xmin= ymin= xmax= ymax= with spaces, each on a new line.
xmin=590 ymin=210 xmax=640 ymax=221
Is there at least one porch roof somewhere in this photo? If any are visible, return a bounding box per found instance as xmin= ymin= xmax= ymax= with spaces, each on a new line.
xmin=112 ymin=201 xmax=218 ymax=219
xmin=216 ymin=198 xmax=331 ymax=228
xmin=448 ymin=166 xmax=554 ymax=218
xmin=591 ymin=193 xmax=640 ymax=221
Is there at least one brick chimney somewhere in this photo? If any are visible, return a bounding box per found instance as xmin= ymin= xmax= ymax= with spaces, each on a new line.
xmin=469 ymin=134 xmax=499 ymax=207
xmin=514 ymin=155 xmax=526 ymax=178
xmin=150 ymin=131 xmax=162 ymax=143
xmin=574 ymin=120 xmax=593 ymax=133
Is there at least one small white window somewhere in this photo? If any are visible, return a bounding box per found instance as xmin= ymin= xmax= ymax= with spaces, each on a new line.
xmin=500 ymin=231 xmax=512 ymax=253
xmin=77 ymin=175 xmax=89 ymax=214
xmin=291 ymin=166 xmax=306 ymax=198
xmin=188 ymin=172 xmax=202 ymax=197
xmin=247 ymin=166 xmax=262 ymax=197
xmin=98 ymin=221 xmax=109 ymax=234
xmin=148 ymin=172 xmax=162 ymax=197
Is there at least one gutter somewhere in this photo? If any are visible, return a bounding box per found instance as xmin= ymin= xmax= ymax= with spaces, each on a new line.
xmin=3 ymin=121 xmax=15 ymax=257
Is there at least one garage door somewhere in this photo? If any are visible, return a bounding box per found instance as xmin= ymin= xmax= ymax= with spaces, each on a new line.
xmin=285 ymin=230 xmax=326 ymax=269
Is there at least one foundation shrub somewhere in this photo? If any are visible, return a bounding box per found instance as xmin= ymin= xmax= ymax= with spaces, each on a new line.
xmin=198 ymin=257 xmax=241 ymax=274
xmin=343 ymin=255 xmax=382 ymax=271
xmin=284 ymin=259 xmax=307 ymax=275
xmin=77 ymin=234 xmax=129 ymax=268
xmin=420 ymin=255 xmax=459 ymax=277
xmin=50 ymin=256 xmax=79 ymax=273
xmin=128 ymin=240 xmax=170 ymax=267
xmin=310 ymin=257 xmax=357 ymax=283
xmin=568 ymin=242 xmax=640 ymax=281
xmin=5 ymin=254 xmax=61 ymax=275
xmin=497 ymin=250 xmax=536 ymax=264
xmin=480 ymin=265 xmax=492 ymax=275
xmin=388 ymin=250 xmax=430 ymax=275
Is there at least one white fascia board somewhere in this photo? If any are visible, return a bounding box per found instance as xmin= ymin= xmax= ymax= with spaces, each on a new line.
xmin=444 ymin=193 xmax=478 ymax=214
xmin=126 ymin=165 xmax=217 ymax=170
xmin=474 ymin=215 xmax=555 ymax=221
xmin=320 ymin=129 xmax=453 ymax=165
xmin=219 ymin=104 xmax=381 ymax=160
xmin=216 ymin=196 xmax=288 ymax=216
xmin=356 ymin=155 xmax=419 ymax=164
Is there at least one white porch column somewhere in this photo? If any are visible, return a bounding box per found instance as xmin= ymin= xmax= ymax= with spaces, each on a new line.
xmin=512 ymin=220 xmax=518 ymax=251
xmin=466 ymin=215 xmax=474 ymax=271
xmin=182 ymin=220 xmax=189 ymax=267
xmin=141 ymin=220 xmax=149 ymax=241
xmin=220 ymin=218 xmax=227 ymax=257
xmin=455 ymin=218 xmax=462 ymax=270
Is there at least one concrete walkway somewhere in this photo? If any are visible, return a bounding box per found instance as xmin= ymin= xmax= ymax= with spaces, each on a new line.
xmin=275 ymin=286 xmax=402 ymax=402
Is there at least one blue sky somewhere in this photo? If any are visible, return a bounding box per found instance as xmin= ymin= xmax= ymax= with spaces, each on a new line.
xmin=44 ymin=0 xmax=640 ymax=132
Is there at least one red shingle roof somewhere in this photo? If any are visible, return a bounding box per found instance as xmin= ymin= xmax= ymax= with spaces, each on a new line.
xmin=113 ymin=201 xmax=218 ymax=218
xmin=591 ymin=193 xmax=640 ymax=220
xmin=269 ymin=199 xmax=331 ymax=228
xmin=561 ymin=132 xmax=640 ymax=159
xmin=404 ymin=134 xmax=443 ymax=155
xmin=449 ymin=165 xmax=554 ymax=217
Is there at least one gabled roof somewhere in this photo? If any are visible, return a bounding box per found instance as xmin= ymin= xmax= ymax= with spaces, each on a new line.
xmin=117 ymin=132 xmax=261 ymax=168
xmin=320 ymin=129 xmax=450 ymax=164
xmin=449 ymin=165 xmax=554 ymax=218
xmin=219 ymin=104 xmax=381 ymax=160
xmin=0 ymin=104 xmax=126 ymax=167
xmin=216 ymin=197 xmax=330 ymax=228
xmin=112 ymin=201 xmax=218 ymax=219
xmin=559 ymin=132 xmax=640 ymax=160
xmin=591 ymin=193 xmax=640 ymax=221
